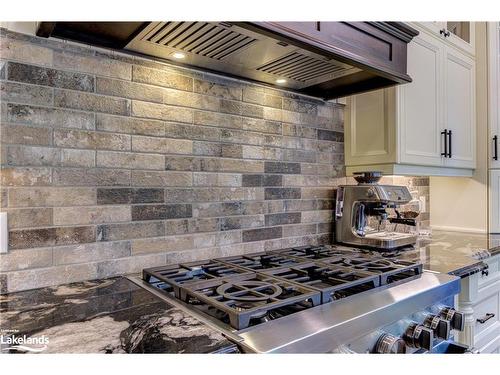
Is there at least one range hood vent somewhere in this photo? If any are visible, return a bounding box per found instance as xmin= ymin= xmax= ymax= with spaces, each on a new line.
xmin=37 ymin=21 xmax=418 ymax=99
xmin=257 ymin=52 xmax=348 ymax=83
xmin=142 ymin=22 xmax=257 ymax=61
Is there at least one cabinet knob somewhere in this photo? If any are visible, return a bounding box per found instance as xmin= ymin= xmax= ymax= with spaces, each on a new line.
xmin=439 ymin=29 xmax=451 ymax=37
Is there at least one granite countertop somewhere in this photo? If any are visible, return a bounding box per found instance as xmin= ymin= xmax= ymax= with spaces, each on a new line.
xmin=2 ymin=230 xmax=499 ymax=354
xmin=386 ymin=230 xmax=500 ymax=278
xmin=0 ymin=277 xmax=236 ymax=354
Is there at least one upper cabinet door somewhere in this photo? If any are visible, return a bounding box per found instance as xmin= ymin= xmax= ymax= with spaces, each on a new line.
xmin=399 ymin=31 xmax=444 ymax=166
xmin=415 ymin=22 xmax=475 ymax=56
xmin=443 ymin=46 xmax=476 ymax=169
xmin=446 ymin=22 xmax=475 ymax=56
xmin=489 ymin=22 xmax=500 ymax=169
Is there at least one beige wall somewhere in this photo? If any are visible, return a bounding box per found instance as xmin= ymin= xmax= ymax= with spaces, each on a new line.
xmin=430 ymin=22 xmax=489 ymax=233
xmin=0 ymin=22 xmax=38 ymax=36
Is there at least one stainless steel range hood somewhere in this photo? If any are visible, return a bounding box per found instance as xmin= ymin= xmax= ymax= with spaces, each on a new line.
xmin=37 ymin=21 xmax=418 ymax=99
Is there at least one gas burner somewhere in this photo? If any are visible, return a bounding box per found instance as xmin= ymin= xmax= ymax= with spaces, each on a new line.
xmin=216 ymin=252 xmax=305 ymax=270
xmin=273 ymin=245 xmax=357 ymax=260
xmin=216 ymin=281 xmax=282 ymax=302
xmin=343 ymin=258 xmax=395 ymax=271
xmin=143 ymin=259 xmax=251 ymax=298
xmin=143 ymin=246 xmax=423 ymax=330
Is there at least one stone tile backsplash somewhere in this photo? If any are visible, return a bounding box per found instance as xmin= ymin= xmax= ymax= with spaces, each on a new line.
xmin=0 ymin=29 xmax=429 ymax=293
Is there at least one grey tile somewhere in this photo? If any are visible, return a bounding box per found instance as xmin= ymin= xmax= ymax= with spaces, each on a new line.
xmin=264 ymin=161 xmax=301 ymax=174
xmin=7 ymin=62 xmax=94 ymax=91
xmin=242 ymin=227 xmax=282 ymax=242
xmin=131 ymin=204 xmax=193 ymax=221
xmin=265 ymin=188 xmax=301 ymax=200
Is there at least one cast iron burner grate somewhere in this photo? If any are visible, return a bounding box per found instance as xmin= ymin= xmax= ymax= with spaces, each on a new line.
xmin=339 ymin=256 xmax=423 ymax=285
xmin=142 ymin=259 xmax=251 ymax=298
xmin=216 ymin=252 xmax=307 ymax=270
xmin=178 ymin=273 xmax=322 ymax=330
xmin=259 ymin=262 xmax=381 ymax=303
xmin=273 ymin=245 xmax=363 ymax=259
xmin=143 ymin=245 xmax=423 ymax=330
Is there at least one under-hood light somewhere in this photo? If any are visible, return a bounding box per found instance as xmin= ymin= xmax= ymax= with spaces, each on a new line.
xmin=171 ymin=52 xmax=186 ymax=59
xmin=275 ymin=78 xmax=287 ymax=84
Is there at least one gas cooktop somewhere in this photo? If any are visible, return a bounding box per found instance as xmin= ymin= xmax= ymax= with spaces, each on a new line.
xmin=143 ymin=245 xmax=423 ymax=330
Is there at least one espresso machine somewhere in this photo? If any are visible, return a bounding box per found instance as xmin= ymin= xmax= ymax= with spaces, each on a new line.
xmin=335 ymin=172 xmax=419 ymax=250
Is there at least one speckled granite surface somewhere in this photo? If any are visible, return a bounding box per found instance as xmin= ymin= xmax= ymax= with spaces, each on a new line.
xmin=2 ymin=230 xmax=498 ymax=354
xmin=378 ymin=230 xmax=500 ymax=278
xmin=0 ymin=277 xmax=236 ymax=353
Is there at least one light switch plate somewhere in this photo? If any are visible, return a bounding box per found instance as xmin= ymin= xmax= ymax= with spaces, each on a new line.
xmin=419 ymin=196 xmax=427 ymax=213
xmin=0 ymin=212 xmax=8 ymax=254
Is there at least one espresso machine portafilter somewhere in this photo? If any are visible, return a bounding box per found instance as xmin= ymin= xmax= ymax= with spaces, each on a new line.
xmin=335 ymin=172 xmax=418 ymax=250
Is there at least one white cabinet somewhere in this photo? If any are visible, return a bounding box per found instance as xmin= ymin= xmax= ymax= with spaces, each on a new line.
xmin=489 ymin=23 xmax=500 ymax=234
xmin=419 ymin=22 xmax=476 ymax=57
xmin=456 ymin=254 xmax=500 ymax=353
xmin=443 ymin=47 xmax=476 ymax=169
xmin=398 ymin=29 xmax=443 ymax=167
xmin=490 ymin=170 xmax=500 ymax=233
xmin=345 ymin=23 xmax=476 ymax=177
xmin=489 ymin=22 xmax=500 ymax=169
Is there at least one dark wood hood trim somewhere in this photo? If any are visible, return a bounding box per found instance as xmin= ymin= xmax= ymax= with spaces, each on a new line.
xmin=36 ymin=21 xmax=418 ymax=100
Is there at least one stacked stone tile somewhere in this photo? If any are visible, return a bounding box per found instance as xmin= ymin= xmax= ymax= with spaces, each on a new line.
xmin=0 ymin=29 xmax=429 ymax=293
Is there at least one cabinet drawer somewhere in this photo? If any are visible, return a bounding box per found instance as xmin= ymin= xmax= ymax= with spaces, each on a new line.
xmin=478 ymin=254 xmax=500 ymax=287
xmin=473 ymin=293 xmax=499 ymax=337
xmin=478 ymin=335 xmax=500 ymax=354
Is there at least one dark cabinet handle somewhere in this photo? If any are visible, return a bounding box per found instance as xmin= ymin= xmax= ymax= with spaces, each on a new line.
xmin=441 ymin=129 xmax=448 ymax=157
xmin=494 ymin=135 xmax=498 ymax=160
xmin=477 ymin=313 xmax=495 ymax=324
xmin=448 ymin=130 xmax=452 ymax=158
xmin=481 ymin=269 xmax=489 ymax=277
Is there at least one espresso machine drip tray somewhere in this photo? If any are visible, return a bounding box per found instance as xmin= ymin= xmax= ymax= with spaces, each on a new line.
xmin=365 ymin=231 xmax=416 ymax=240
xmin=362 ymin=231 xmax=417 ymax=250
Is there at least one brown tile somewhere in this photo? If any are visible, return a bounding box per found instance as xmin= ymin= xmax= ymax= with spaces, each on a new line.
xmin=53 ymin=168 xmax=130 ymax=186
xmin=131 ymin=204 xmax=192 ymax=221
xmin=242 ymin=226 xmax=282 ymax=242
xmin=97 ymin=188 xmax=164 ymax=205
xmin=8 ymin=226 xmax=95 ymax=249
xmin=0 ymin=125 xmax=52 ymax=146
xmin=54 ymin=89 xmax=130 ymax=115
xmin=264 ymin=188 xmax=301 ymax=200
xmin=97 ymin=221 xmax=165 ymax=241
xmin=132 ymin=65 xmax=193 ymax=91
xmin=265 ymin=212 xmax=301 ymax=226
xmin=5 ymin=208 xmax=52 ymax=229
xmin=264 ymin=161 xmax=301 ymax=174
xmin=1 ymin=81 xmax=53 ymax=105
xmin=7 ymin=62 xmax=94 ymax=92
xmin=0 ymin=167 xmax=52 ymax=186
xmin=5 ymin=103 xmax=95 ymax=130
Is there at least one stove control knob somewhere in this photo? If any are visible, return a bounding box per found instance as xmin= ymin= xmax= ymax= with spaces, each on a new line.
xmin=439 ymin=307 xmax=465 ymax=331
xmin=424 ymin=314 xmax=451 ymax=340
xmin=403 ymin=323 xmax=434 ymax=351
xmin=374 ymin=333 xmax=407 ymax=354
